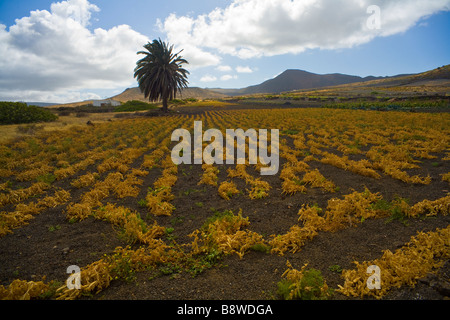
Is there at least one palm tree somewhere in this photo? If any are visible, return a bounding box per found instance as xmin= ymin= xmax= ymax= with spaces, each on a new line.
xmin=134 ymin=39 xmax=189 ymax=113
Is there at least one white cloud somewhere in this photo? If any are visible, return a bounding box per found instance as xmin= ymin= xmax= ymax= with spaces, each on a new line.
xmin=216 ymin=65 xmax=232 ymax=72
xmin=0 ymin=89 xmax=101 ymax=104
xmin=236 ymin=66 xmax=253 ymax=73
xmin=200 ymin=75 xmax=218 ymax=82
xmin=220 ymin=74 xmax=237 ymax=81
xmin=50 ymin=0 xmax=99 ymax=27
xmin=160 ymin=0 xmax=450 ymax=59
xmin=157 ymin=15 xmax=221 ymax=69
xmin=0 ymin=0 xmax=148 ymax=103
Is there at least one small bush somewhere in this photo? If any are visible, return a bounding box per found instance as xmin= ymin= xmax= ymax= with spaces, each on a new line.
xmin=169 ymin=99 xmax=186 ymax=105
xmin=277 ymin=263 xmax=333 ymax=300
xmin=114 ymin=100 xmax=158 ymax=112
xmin=37 ymin=173 xmax=56 ymax=185
xmin=0 ymin=102 xmax=58 ymax=124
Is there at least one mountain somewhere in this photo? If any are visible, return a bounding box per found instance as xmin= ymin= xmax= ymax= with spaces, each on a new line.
xmin=244 ymin=69 xmax=382 ymax=94
xmin=26 ymin=102 xmax=60 ymax=107
xmin=112 ymin=70 xmax=385 ymax=100
xmin=108 ymin=65 xmax=449 ymax=102
xmin=112 ymin=86 xmax=228 ymax=103
xmin=210 ymin=70 xmax=388 ymax=96
xmin=348 ymin=64 xmax=450 ymax=87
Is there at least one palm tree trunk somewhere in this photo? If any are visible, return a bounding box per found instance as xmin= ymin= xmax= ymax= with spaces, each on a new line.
xmin=162 ymin=97 xmax=168 ymax=113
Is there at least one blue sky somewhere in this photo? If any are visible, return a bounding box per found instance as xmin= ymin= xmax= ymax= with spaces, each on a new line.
xmin=0 ymin=0 xmax=449 ymax=102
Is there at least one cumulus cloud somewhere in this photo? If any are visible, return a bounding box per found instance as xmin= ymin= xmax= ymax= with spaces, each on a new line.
xmin=236 ymin=66 xmax=253 ymax=73
xmin=216 ymin=65 xmax=232 ymax=72
xmin=160 ymin=0 xmax=450 ymax=59
xmin=200 ymin=75 xmax=218 ymax=82
xmin=0 ymin=0 xmax=148 ymax=102
xmin=220 ymin=74 xmax=238 ymax=81
xmin=50 ymin=0 xmax=99 ymax=27
xmin=157 ymin=15 xmax=221 ymax=69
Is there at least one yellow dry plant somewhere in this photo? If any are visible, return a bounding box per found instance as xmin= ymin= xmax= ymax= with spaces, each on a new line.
xmin=279 ymin=261 xmax=332 ymax=300
xmin=146 ymin=187 xmax=175 ymax=216
xmin=321 ymin=152 xmax=381 ymax=179
xmin=218 ymin=181 xmax=240 ymax=200
xmin=280 ymin=165 xmax=307 ymax=195
xmin=227 ymin=164 xmax=251 ymax=181
xmin=442 ymin=172 xmax=450 ymax=183
xmin=269 ymin=225 xmax=317 ymax=255
xmin=0 ymin=182 xmax=49 ymax=207
xmin=39 ymin=190 xmax=71 ymax=208
xmin=113 ymin=175 xmax=143 ymax=199
xmin=189 ymin=209 xmax=265 ymax=259
xmin=301 ymin=169 xmax=336 ymax=193
xmin=65 ymin=202 xmax=93 ymax=221
xmin=408 ymin=194 xmax=450 ymax=217
xmin=145 ymin=156 xmax=178 ymax=216
xmin=198 ymin=164 xmax=219 ymax=186
xmin=57 ymin=242 xmax=175 ymax=300
xmin=269 ymin=204 xmax=323 ymax=255
xmin=70 ymin=173 xmax=99 ymax=189
xmin=270 ymin=189 xmax=387 ymax=255
xmin=54 ymin=166 xmax=76 ymax=180
xmin=15 ymin=164 xmax=53 ymax=182
xmin=56 ymin=259 xmax=112 ymax=300
xmin=0 ymin=279 xmax=49 ymax=300
xmin=323 ymin=188 xmax=383 ymax=232
xmin=154 ymin=167 xmax=178 ymax=189
xmin=142 ymin=147 xmax=168 ymax=169
xmin=338 ymin=226 xmax=450 ymax=299
xmin=247 ymin=178 xmax=271 ymax=199
xmin=0 ymin=189 xmax=70 ymax=237
xmin=93 ymin=204 xmax=165 ymax=245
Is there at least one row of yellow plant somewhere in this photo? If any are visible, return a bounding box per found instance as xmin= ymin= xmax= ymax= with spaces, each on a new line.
xmin=146 ymin=154 xmax=178 ymax=216
xmin=0 ymin=189 xmax=70 ymax=237
xmin=338 ymin=225 xmax=450 ymax=299
xmin=92 ymin=204 xmax=165 ymax=244
xmin=1 ymin=209 xmax=261 ymax=300
xmin=269 ymin=188 xmax=449 ymax=255
xmin=279 ymin=142 xmax=336 ymax=195
xmin=0 ymin=182 xmax=49 ymax=207
xmin=320 ymin=151 xmax=381 ymax=179
xmin=189 ymin=209 xmax=264 ymax=259
xmin=226 ymin=164 xmax=271 ymax=199
xmin=1 ymin=191 xmax=448 ymax=300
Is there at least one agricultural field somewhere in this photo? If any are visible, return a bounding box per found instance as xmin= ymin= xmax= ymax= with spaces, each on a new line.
xmin=0 ymin=106 xmax=449 ymax=300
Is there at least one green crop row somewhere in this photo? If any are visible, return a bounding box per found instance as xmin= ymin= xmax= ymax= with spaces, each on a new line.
xmin=322 ymin=99 xmax=449 ymax=110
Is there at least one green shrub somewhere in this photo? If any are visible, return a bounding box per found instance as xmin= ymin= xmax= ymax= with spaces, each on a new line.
xmin=37 ymin=173 xmax=56 ymax=185
xmin=277 ymin=267 xmax=333 ymax=300
xmin=114 ymin=100 xmax=158 ymax=112
xmin=169 ymin=98 xmax=186 ymax=105
xmin=323 ymin=99 xmax=449 ymax=111
xmin=0 ymin=102 xmax=58 ymax=124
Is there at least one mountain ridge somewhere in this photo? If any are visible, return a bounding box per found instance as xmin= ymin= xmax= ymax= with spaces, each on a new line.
xmin=113 ymin=69 xmax=390 ymax=101
xmin=111 ymin=86 xmax=228 ymax=103
xmin=50 ymin=65 xmax=449 ymax=107
xmin=233 ymin=69 xmax=384 ymax=95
